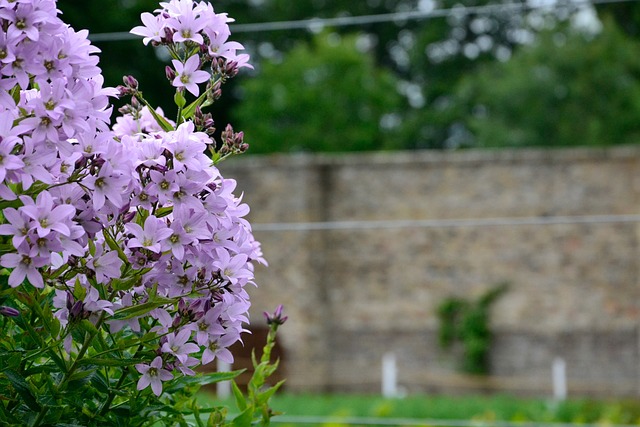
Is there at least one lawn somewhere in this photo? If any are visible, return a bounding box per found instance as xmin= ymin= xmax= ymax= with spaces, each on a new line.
xmin=201 ymin=393 xmax=640 ymax=426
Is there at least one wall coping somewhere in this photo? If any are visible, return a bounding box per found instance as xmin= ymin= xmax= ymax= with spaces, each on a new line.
xmin=221 ymin=145 xmax=640 ymax=170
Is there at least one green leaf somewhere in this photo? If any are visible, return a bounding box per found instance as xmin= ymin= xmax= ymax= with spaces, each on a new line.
xmin=182 ymin=91 xmax=208 ymax=120
xmin=78 ymin=357 xmax=146 ymax=367
xmin=78 ymin=319 xmax=99 ymax=335
xmin=88 ymin=238 xmax=96 ymax=257
xmin=231 ymin=381 xmax=247 ymax=412
xmin=23 ymin=363 xmax=59 ymax=377
xmin=3 ymin=369 xmax=42 ymax=412
xmin=174 ymin=91 xmax=186 ymax=108
xmin=155 ymin=206 xmax=174 ymax=218
xmin=113 ymin=297 xmax=173 ymax=320
xmin=73 ymin=279 xmax=87 ymax=302
xmin=103 ymin=230 xmax=129 ymax=264
xmin=232 ymin=407 xmax=253 ymax=427
xmin=111 ymin=276 xmax=140 ymax=292
xmin=89 ymin=371 xmax=110 ymax=394
xmin=163 ymin=370 xmax=245 ymax=393
xmin=141 ymin=98 xmax=174 ymax=131
xmin=256 ymin=380 xmax=285 ymax=406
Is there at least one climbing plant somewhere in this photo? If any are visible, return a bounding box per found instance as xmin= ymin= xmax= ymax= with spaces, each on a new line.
xmin=437 ymin=283 xmax=509 ymax=375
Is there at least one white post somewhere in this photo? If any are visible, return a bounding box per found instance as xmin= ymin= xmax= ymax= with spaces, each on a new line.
xmin=552 ymin=357 xmax=567 ymax=401
xmin=217 ymin=359 xmax=232 ymax=399
xmin=382 ymin=352 xmax=398 ymax=398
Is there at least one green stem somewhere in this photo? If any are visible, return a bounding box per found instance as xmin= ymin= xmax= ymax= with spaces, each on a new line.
xmin=32 ymin=310 xmax=109 ymax=427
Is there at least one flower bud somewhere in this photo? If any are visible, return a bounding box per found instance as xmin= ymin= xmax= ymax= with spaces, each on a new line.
xmin=70 ymin=300 xmax=84 ymax=319
xmin=162 ymin=27 xmax=174 ymax=43
xmin=165 ymin=65 xmax=177 ymax=82
xmin=131 ymin=96 xmax=141 ymax=110
xmin=263 ymin=304 xmax=288 ymax=326
xmin=0 ymin=306 xmax=19 ymax=317
xmin=122 ymin=210 xmax=136 ymax=224
xmin=123 ymin=75 xmax=139 ymax=90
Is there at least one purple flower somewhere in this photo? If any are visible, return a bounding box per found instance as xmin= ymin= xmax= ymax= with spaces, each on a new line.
xmin=19 ymin=191 xmax=76 ymax=238
xmin=0 ymin=251 xmax=48 ymax=288
xmin=171 ymin=56 xmax=210 ymax=97
xmin=201 ymin=334 xmax=236 ymax=365
xmin=136 ymin=356 xmax=173 ymax=396
xmin=0 ymin=207 xmax=32 ymax=248
xmin=126 ymin=215 xmax=173 ymax=253
xmin=167 ymin=5 xmax=205 ymax=45
xmin=87 ymin=244 xmax=123 ymax=284
xmin=82 ymin=286 xmax=114 ymax=315
xmin=213 ymin=249 xmax=251 ymax=286
xmin=192 ymin=305 xmax=225 ymax=346
xmin=130 ymin=12 xmax=164 ymax=45
xmin=83 ymin=161 xmax=128 ymax=210
xmin=161 ymin=329 xmax=200 ymax=364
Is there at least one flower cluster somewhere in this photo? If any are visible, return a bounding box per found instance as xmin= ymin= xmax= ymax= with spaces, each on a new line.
xmin=0 ymin=0 xmax=116 ymax=284
xmin=0 ymin=0 xmax=264 ymax=413
xmin=131 ymin=0 xmax=252 ymax=96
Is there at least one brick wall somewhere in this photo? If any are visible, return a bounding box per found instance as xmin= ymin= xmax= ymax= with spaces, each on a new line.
xmin=220 ymin=146 xmax=640 ymax=396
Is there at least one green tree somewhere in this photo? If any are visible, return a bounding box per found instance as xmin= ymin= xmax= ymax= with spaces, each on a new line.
xmin=444 ymin=19 xmax=640 ymax=148
xmin=57 ymin=0 xmax=174 ymax=112
xmin=232 ymin=32 xmax=403 ymax=153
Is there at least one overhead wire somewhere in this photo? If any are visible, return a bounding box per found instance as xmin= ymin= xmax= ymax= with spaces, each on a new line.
xmin=88 ymin=0 xmax=640 ymax=42
xmin=250 ymin=213 xmax=640 ymax=232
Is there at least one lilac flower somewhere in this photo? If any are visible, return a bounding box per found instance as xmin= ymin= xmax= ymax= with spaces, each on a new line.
xmin=0 ymin=251 xmax=48 ymax=288
xmin=126 ymin=215 xmax=172 ymax=253
xmin=167 ymin=121 xmax=208 ymax=171
xmin=171 ymin=56 xmax=210 ymax=97
xmin=130 ymin=12 xmax=164 ymax=45
xmin=191 ymin=305 xmax=225 ymax=346
xmin=201 ymin=334 xmax=236 ymax=365
xmin=12 ymin=136 xmax=57 ymax=190
xmin=162 ymin=222 xmax=190 ymax=260
xmin=213 ymin=249 xmax=251 ymax=286
xmin=0 ymin=208 xmax=31 ymax=248
xmin=161 ymin=329 xmax=200 ymax=364
xmin=167 ymin=5 xmax=205 ymax=45
xmin=147 ymin=169 xmax=179 ymax=205
xmin=0 ymin=112 xmax=26 ymax=181
xmin=19 ymin=191 xmax=76 ymax=238
xmin=83 ymin=161 xmax=128 ymax=210
xmin=136 ymin=356 xmax=173 ymax=396
xmin=87 ymin=244 xmax=123 ymax=284
xmin=83 ymin=286 xmax=114 ymax=314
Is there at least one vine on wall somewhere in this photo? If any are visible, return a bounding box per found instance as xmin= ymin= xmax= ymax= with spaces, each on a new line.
xmin=437 ymin=283 xmax=509 ymax=375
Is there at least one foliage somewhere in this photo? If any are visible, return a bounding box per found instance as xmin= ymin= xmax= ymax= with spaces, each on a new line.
xmin=444 ymin=20 xmax=640 ymax=148
xmin=436 ymin=283 xmax=508 ymax=375
xmin=232 ymin=32 xmax=403 ymax=153
xmin=0 ymin=0 xmax=283 ymax=426
xmin=58 ymin=0 xmax=598 ymax=152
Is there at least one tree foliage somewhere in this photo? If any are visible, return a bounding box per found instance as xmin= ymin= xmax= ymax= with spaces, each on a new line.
xmin=232 ymin=32 xmax=403 ymax=153
xmin=56 ymin=0 xmax=640 ymax=152
xmin=446 ymin=20 xmax=640 ymax=148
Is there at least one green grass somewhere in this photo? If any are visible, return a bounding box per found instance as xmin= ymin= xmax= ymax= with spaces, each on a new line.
xmin=199 ymin=393 xmax=640 ymax=425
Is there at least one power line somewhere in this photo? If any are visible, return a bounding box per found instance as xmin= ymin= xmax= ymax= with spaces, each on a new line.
xmin=88 ymin=0 xmax=639 ymax=42
xmin=250 ymin=213 xmax=640 ymax=232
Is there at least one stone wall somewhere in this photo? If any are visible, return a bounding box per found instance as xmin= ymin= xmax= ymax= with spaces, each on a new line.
xmin=220 ymin=146 xmax=640 ymax=397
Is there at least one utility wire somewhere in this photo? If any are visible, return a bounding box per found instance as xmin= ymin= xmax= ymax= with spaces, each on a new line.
xmin=250 ymin=213 xmax=640 ymax=232
xmin=88 ymin=0 xmax=639 ymax=42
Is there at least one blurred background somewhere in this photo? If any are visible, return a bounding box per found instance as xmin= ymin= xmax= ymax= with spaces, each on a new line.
xmin=57 ymin=0 xmax=640 ymax=417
